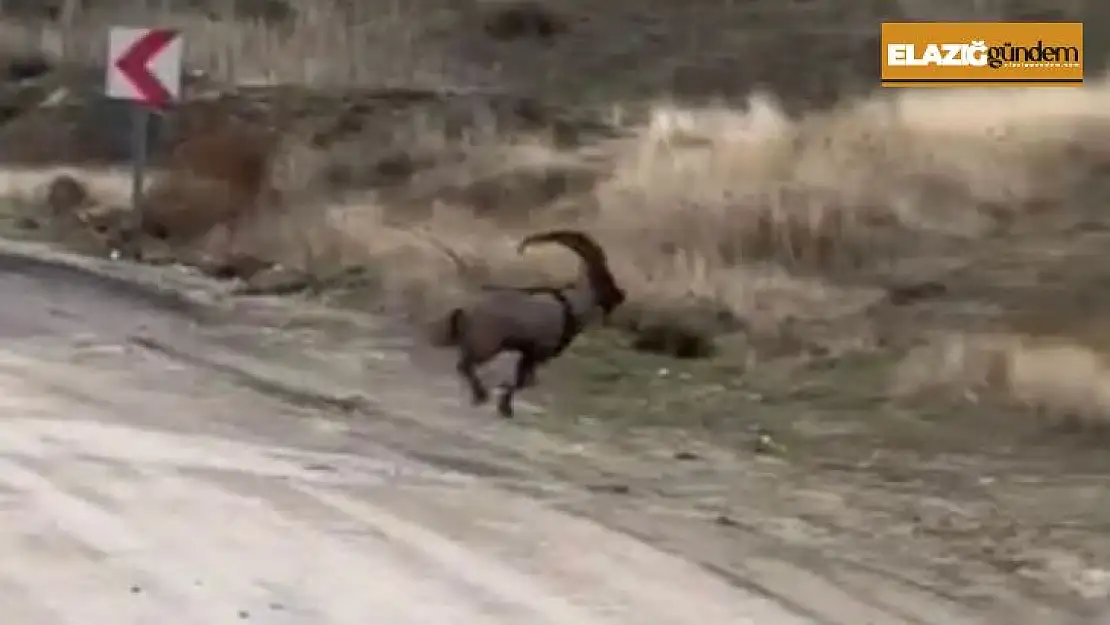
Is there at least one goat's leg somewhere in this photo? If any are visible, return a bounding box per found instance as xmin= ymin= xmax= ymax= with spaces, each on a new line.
xmin=498 ymin=350 xmax=538 ymax=418
xmin=456 ymin=352 xmax=489 ymax=405
xmin=513 ymin=349 xmax=545 ymax=389
xmin=518 ymin=362 xmax=538 ymax=388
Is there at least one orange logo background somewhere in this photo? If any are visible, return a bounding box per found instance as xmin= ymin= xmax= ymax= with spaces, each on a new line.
xmin=881 ymin=22 xmax=1083 ymax=87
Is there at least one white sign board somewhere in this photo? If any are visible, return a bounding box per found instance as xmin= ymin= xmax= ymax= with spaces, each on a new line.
xmin=105 ymin=27 xmax=183 ymax=108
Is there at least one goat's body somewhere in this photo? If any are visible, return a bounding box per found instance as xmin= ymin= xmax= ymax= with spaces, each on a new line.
xmin=442 ymin=288 xmax=583 ymax=415
xmin=452 ymin=288 xmax=586 ymax=360
xmin=434 ymin=230 xmax=624 ymax=418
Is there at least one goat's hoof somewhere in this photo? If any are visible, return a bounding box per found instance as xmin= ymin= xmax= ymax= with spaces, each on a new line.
xmin=471 ymin=391 xmax=490 ymax=406
xmin=497 ymin=401 xmax=514 ymax=418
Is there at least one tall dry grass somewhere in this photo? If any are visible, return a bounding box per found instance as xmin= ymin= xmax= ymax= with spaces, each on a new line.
xmin=10 ymin=80 xmax=1110 ymax=337
xmin=272 ymin=82 xmax=1110 ymax=331
xmin=893 ymin=332 xmax=1110 ymax=426
xmin=1 ymin=0 xmax=496 ymax=88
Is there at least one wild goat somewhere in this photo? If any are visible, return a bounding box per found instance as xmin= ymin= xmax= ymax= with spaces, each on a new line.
xmin=433 ymin=229 xmax=626 ymax=418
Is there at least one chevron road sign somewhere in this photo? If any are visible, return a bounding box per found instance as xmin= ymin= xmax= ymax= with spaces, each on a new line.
xmin=106 ymin=27 xmax=182 ymax=107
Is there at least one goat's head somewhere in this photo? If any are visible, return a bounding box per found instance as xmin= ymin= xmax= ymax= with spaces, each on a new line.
xmin=517 ymin=229 xmax=625 ymax=318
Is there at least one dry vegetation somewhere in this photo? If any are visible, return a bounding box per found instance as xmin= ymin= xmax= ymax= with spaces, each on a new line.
xmin=4 ymin=0 xmax=1110 ymax=430
xmin=895 ymin=332 xmax=1110 ymax=426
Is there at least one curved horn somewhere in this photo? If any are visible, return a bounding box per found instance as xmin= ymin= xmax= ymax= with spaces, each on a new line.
xmin=517 ymin=229 xmax=624 ymax=310
xmin=518 ymin=229 xmax=608 ymax=268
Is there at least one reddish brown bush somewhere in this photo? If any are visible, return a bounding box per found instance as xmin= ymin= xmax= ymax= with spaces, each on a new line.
xmin=168 ymin=125 xmax=275 ymax=200
xmin=142 ymin=124 xmax=279 ymax=249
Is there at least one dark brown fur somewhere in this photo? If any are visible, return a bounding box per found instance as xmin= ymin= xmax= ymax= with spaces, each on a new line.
xmin=436 ymin=230 xmax=625 ymax=417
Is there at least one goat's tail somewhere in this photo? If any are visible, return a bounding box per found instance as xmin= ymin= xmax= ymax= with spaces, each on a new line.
xmin=428 ymin=307 xmax=466 ymax=347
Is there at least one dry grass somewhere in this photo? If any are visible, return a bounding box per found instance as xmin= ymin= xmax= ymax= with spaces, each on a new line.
xmin=242 ymin=81 xmax=1110 ymax=330
xmin=1 ymin=0 xmax=493 ymax=88
xmin=5 ymin=0 xmax=1110 ymax=421
xmin=602 ymin=86 xmax=1110 ymax=246
xmin=10 ymin=80 xmax=1110 ymax=329
xmin=894 ymin=332 xmax=1110 ymax=425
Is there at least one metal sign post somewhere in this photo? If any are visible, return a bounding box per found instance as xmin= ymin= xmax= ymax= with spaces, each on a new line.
xmin=129 ymin=105 xmax=150 ymax=222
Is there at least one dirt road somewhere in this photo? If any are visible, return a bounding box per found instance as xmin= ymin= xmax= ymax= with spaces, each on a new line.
xmin=0 ymin=240 xmax=1086 ymax=624
xmin=0 ymin=252 xmax=802 ymax=624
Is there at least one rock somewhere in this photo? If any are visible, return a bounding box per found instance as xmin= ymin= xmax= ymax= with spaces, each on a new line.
xmin=32 ymin=175 xmax=144 ymax=256
xmin=78 ymin=202 xmax=133 ymax=235
xmin=885 ymin=280 xmax=948 ymax=306
xmin=0 ymin=0 xmax=63 ymax=21
xmin=188 ymin=250 xmax=274 ymax=281
xmin=586 ymin=483 xmax=631 ymax=495
xmin=629 ymin=322 xmax=717 ymax=359
xmin=228 ymin=0 xmax=294 ymax=23
xmin=188 ymin=254 xmax=239 ymax=279
xmin=235 ymin=265 xmax=310 ymax=295
xmin=131 ymin=237 xmax=178 ymax=265
xmin=14 ymin=215 xmax=40 ymax=230
xmin=481 ymin=1 xmax=570 ymax=43
xmin=753 ymin=427 xmax=787 ymax=455
xmin=714 ymin=514 xmax=741 ymax=528
xmin=3 ymin=55 xmax=52 ymax=83
xmin=0 ymin=77 xmax=65 ymax=127
xmin=44 ymin=174 xmax=89 ymax=216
